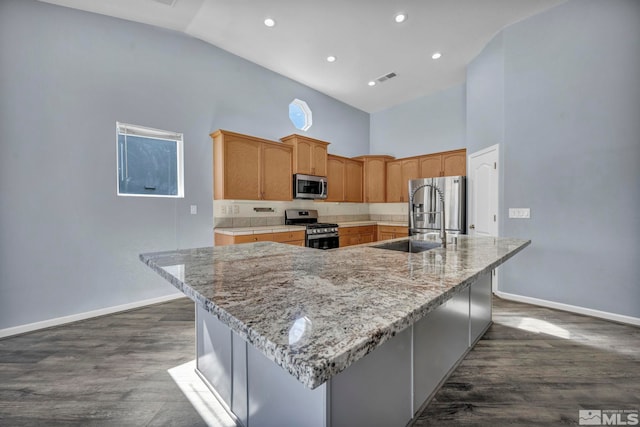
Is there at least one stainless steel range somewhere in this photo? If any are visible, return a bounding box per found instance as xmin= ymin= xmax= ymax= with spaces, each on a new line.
xmin=284 ymin=209 xmax=339 ymax=250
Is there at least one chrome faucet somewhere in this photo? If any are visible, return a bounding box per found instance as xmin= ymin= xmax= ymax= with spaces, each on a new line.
xmin=410 ymin=184 xmax=447 ymax=248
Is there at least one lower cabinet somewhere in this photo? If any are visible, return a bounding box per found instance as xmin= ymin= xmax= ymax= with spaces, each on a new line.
xmin=215 ymin=230 xmax=305 ymax=247
xmin=339 ymin=225 xmax=376 ymax=247
xmin=377 ymin=225 xmax=408 ymax=241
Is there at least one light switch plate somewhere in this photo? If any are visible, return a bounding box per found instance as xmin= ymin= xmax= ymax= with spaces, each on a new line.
xmin=190 ymin=205 xmax=197 ymax=215
xmin=509 ymin=208 xmax=530 ymax=219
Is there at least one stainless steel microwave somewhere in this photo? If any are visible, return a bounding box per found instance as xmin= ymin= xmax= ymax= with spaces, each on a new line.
xmin=293 ymin=174 xmax=327 ymax=199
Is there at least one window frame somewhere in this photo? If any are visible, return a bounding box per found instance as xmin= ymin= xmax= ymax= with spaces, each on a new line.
xmin=116 ymin=122 xmax=185 ymax=198
xmin=289 ymin=98 xmax=313 ymax=131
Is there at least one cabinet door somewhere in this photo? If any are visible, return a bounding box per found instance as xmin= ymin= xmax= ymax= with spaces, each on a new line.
xmin=401 ymin=159 xmax=421 ymax=202
xmin=224 ymin=137 xmax=261 ymax=200
xmin=296 ymin=140 xmax=313 ymax=175
xmin=378 ymin=231 xmax=395 ymax=241
xmin=261 ymin=143 xmax=292 ymax=200
xmin=326 ymin=156 xmax=345 ymax=202
xmin=364 ymin=158 xmax=387 ymax=203
xmin=311 ymin=143 xmax=328 ymax=176
xmin=345 ymin=160 xmax=363 ymax=202
xmin=386 ymin=161 xmax=403 ymax=202
xmin=442 ymin=151 xmax=466 ymax=176
xmin=419 ymin=154 xmax=442 ymax=178
xmin=359 ymin=232 xmax=374 ymax=244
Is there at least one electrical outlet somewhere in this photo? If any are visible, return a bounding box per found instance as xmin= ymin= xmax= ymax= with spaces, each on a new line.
xmin=190 ymin=205 xmax=197 ymax=215
xmin=233 ymin=205 xmax=239 ymax=215
xmin=508 ymin=208 xmax=531 ymax=219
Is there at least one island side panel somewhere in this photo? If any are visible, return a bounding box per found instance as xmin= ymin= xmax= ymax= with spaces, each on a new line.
xmin=470 ymin=271 xmax=492 ymax=345
xmin=232 ymin=331 xmax=248 ymax=426
xmin=330 ymin=327 xmax=413 ymax=427
xmin=197 ymin=305 xmax=327 ymax=427
xmin=196 ymin=305 xmax=233 ymax=406
xmin=413 ymin=287 xmax=470 ymax=413
xmin=246 ymin=343 xmax=327 ymax=427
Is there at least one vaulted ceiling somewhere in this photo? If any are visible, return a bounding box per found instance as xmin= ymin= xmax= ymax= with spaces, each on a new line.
xmin=39 ymin=0 xmax=567 ymax=112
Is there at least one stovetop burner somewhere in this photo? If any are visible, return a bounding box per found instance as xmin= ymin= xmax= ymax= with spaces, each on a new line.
xmin=307 ymin=222 xmax=339 ymax=229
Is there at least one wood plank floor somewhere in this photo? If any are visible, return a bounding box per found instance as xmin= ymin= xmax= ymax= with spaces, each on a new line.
xmin=1 ymin=296 xmax=638 ymax=426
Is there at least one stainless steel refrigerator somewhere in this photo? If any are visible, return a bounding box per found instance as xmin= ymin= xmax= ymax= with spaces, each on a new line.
xmin=408 ymin=176 xmax=466 ymax=235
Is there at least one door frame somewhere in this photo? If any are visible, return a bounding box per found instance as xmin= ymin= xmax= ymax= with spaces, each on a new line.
xmin=468 ymin=144 xmax=500 ymax=291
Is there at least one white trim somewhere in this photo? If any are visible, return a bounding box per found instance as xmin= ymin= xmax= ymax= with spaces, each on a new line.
xmin=468 ymin=143 xmax=500 ymax=159
xmin=115 ymin=121 xmax=185 ymax=198
xmin=468 ymin=143 xmax=500 ymax=291
xmin=494 ymin=291 xmax=640 ymax=327
xmin=0 ymin=293 xmax=184 ymax=339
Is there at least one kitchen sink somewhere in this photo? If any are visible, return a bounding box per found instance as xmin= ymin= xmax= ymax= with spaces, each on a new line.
xmin=371 ymin=240 xmax=441 ymax=253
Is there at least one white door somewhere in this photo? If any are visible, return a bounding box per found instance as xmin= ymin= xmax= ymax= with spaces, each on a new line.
xmin=468 ymin=144 xmax=499 ymax=290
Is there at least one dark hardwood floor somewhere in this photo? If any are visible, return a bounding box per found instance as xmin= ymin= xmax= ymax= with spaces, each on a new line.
xmin=412 ymin=297 xmax=640 ymax=426
xmin=1 ymin=296 xmax=638 ymax=426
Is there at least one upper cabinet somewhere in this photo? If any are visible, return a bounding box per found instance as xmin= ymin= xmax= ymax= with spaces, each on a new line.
xmin=386 ymin=158 xmax=420 ymax=202
xmin=326 ymin=154 xmax=363 ymax=202
xmin=353 ymin=155 xmax=395 ymax=203
xmin=419 ymin=149 xmax=466 ymax=177
xmin=280 ymin=134 xmax=330 ymax=177
xmin=326 ymin=155 xmax=345 ymax=202
xmin=212 ymin=130 xmax=292 ymax=201
xmin=344 ymin=158 xmax=364 ymax=202
xmin=212 ymin=129 xmax=465 ymax=203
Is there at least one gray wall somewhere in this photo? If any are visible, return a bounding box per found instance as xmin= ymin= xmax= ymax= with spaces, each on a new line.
xmin=370 ymin=84 xmax=466 ymax=157
xmin=467 ymin=0 xmax=640 ymax=317
xmin=0 ymin=0 xmax=369 ymax=330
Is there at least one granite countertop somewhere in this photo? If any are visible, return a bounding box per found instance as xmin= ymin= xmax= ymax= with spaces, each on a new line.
xmin=214 ymin=221 xmax=407 ymax=235
xmin=140 ymin=235 xmax=530 ymax=389
xmin=214 ymin=225 xmax=306 ymax=235
xmin=337 ymin=220 xmax=407 ymax=227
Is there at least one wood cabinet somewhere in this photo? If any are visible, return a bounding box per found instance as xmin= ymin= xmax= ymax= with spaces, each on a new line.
xmin=326 ymin=155 xmax=345 ymax=202
xmin=326 ymin=154 xmax=363 ymax=203
xmin=339 ymin=225 xmax=376 ymax=247
xmin=280 ymin=134 xmax=330 ymax=177
xmin=386 ymin=158 xmax=420 ymax=202
xmin=419 ymin=149 xmax=466 ymax=177
xmin=212 ymin=130 xmax=292 ymax=201
xmin=345 ymin=159 xmax=363 ymax=202
xmin=377 ymin=225 xmax=409 ymax=241
xmin=215 ymin=230 xmax=305 ymax=247
xmin=353 ymin=155 xmax=395 ymax=203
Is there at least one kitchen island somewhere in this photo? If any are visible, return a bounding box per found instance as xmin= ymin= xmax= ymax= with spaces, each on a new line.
xmin=141 ymin=235 xmax=530 ymax=427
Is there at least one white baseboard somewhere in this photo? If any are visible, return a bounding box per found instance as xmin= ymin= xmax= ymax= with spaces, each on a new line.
xmin=494 ymin=291 xmax=640 ymax=327
xmin=0 ymin=293 xmax=185 ymax=339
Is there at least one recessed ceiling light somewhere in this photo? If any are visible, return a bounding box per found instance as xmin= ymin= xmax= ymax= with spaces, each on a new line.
xmin=395 ymin=13 xmax=407 ymax=23
xmin=431 ymin=52 xmax=442 ymax=60
xmin=264 ymin=18 xmax=275 ymax=27
xmin=327 ymin=56 xmax=337 ymax=63
xmin=368 ymin=81 xmax=376 ymax=87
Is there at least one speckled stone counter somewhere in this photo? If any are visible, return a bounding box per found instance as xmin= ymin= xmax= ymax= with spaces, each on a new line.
xmin=337 ymin=220 xmax=407 ymax=227
xmin=140 ymin=235 xmax=530 ymax=389
xmin=213 ymin=224 xmax=305 ymax=236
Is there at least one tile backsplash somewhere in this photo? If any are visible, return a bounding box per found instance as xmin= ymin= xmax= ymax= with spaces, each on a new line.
xmin=214 ymin=200 xmax=406 ymax=227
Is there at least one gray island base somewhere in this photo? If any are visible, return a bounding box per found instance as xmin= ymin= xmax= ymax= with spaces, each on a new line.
xmin=141 ymin=235 xmax=530 ymax=427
